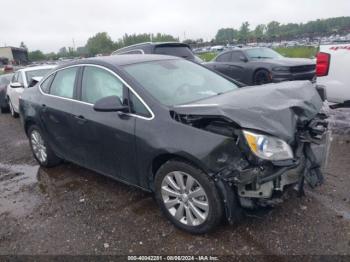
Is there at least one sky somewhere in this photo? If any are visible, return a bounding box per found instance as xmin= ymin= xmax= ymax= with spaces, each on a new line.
xmin=1 ymin=0 xmax=349 ymax=53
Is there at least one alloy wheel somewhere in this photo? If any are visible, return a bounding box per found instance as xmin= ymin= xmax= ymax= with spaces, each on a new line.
xmin=161 ymin=171 xmax=209 ymax=226
xmin=30 ymin=130 xmax=47 ymax=163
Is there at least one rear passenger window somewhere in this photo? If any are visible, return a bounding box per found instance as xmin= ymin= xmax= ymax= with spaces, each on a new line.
xmin=216 ymin=52 xmax=231 ymax=62
xmin=50 ymin=67 xmax=78 ymax=99
xmin=40 ymin=74 xmax=55 ymax=93
xmin=81 ymin=66 xmax=124 ymax=104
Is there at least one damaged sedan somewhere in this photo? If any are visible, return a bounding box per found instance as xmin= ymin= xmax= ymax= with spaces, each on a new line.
xmin=19 ymin=55 xmax=330 ymax=234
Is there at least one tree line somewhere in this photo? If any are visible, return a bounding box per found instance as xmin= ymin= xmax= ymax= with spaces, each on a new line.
xmin=215 ymin=16 xmax=350 ymax=44
xmin=27 ymin=16 xmax=350 ymax=61
xmin=28 ymin=32 xmax=178 ymax=61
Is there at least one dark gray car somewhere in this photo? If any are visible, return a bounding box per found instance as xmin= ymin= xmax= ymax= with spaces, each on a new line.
xmin=19 ymin=55 xmax=329 ymax=234
xmin=204 ymin=47 xmax=316 ymax=85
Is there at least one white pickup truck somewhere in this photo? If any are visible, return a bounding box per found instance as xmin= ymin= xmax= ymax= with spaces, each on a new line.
xmin=316 ymin=43 xmax=350 ymax=105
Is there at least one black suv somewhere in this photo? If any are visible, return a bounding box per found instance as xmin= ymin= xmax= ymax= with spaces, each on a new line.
xmin=111 ymin=42 xmax=201 ymax=62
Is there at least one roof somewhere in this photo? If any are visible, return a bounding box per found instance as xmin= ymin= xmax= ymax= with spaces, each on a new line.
xmin=112 ymin=42 xmax=190 ymax=54
xmin=56 ymin=54 xmax=180 ymax=69
xmin=18 ymin=65 xmax=56 ymax=73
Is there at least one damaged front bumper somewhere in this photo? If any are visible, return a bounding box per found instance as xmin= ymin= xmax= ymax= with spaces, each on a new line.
xmin=213 ymin=116 xmax=331 ymax=222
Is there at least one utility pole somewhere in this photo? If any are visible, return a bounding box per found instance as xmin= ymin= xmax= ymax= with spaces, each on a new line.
xmin=72 ymin=38 xmax=76 ymax=51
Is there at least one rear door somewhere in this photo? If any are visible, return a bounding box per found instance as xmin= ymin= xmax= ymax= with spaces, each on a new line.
xmin=39 ymin=66 xmax=83 ymax=163
xmin=8 ymin=72 xmax=22 ymax=112
xmin=71 ymin=65 xmax=137 ymax=183
xmin=212 ymin=52 xmax=233 ymax=77
xmin=12 ymin=71 xmax=25 ymax=112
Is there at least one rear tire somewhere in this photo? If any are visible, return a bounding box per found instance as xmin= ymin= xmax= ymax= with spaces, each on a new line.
xmin=0 ymin=105 xmax=9 ymax=113
xmin=154 ymin=160 xmax=223 ymax=234
xmin=28 ymin=125 xmax=61 ymax=167
xmin=253 ymin=69 xmax=271 ymax=85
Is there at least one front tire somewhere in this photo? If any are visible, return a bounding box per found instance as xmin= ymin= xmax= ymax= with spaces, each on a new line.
xmin=253 ymin=69 xmax=271 ymax=85
xmin=154 ymin=160 xmax=223 ymax=234
xmin=28 ymin=125 xmax=61 ymax=167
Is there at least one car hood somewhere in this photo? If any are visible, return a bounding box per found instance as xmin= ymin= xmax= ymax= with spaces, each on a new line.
xmin=172 ymin=81 xmax=323 ymax=142
xmin=252 ymin=57 xmax=315 ymax=66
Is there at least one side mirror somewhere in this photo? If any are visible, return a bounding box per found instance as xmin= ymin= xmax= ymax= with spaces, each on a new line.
xmin=93 ymin=96 xmax=129 ymax=112
xmin=240 ymin=56 xmax=248 ymax=62
xmin=10 ymin=82 xmax=24 ymax=88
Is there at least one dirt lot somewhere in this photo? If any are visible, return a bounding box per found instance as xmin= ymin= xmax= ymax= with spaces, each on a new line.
xmin=0 ymin=112 xmax=350 ymax=256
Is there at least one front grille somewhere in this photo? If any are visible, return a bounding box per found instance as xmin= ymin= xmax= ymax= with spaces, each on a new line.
xmin=290 ymin=65 xmax=316 ymax=73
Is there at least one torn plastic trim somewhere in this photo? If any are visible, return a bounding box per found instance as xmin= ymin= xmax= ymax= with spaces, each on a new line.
xmin=211 ymin=117 xmax=329 ymax=221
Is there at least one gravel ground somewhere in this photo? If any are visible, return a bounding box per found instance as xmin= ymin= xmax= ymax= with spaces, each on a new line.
xmin=0 ymin=112 xmax=349 ymax=256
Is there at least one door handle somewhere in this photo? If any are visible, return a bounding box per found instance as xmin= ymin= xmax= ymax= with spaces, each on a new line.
xmin=74 ymin=115 xmax=87 ymax=123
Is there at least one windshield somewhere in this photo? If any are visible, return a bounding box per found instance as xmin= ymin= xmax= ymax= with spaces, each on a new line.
xmin=154 ymin=46 xmax=195 ymax=60
xmin=25 ymin=69 xmax=52 ymax=84
xmin=123 ymin=59 xmax=239 ymax=106
xmin=245 ymin=48 xmax=282 ymax=59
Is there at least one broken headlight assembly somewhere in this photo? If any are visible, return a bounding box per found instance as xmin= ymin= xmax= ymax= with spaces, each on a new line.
xmin=243 ymin=130 xmax=294 ymax=161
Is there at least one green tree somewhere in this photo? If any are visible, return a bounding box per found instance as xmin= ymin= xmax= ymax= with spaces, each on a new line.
xmin=254 ymin=24 xmax=266 ymax=41
xmin=86 ymin=32 xmax=115 ymax=56
xmin=266 ymin=21 xmax=280 ymax=40
xmin=238 ymin=22 xmax=250 ymax=43
xmin=28 ymin=50 xmax=46 ymax=61
xmin=215 ymin=28 xmax=238 ymax=44
xmin=152 ymin=33 xmax=178 ymax=42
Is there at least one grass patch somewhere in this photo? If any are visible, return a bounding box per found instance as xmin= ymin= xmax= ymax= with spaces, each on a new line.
xmin=198 ymin=52 xmax=217 ymax=62
xmin=274 ymin=46 xmax=318 ymax=58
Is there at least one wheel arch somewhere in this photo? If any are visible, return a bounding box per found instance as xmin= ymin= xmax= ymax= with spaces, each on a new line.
xmin=148 ymin=152 xmax=210 ymax=191
xmin=24 ymin=119 xmax=38 ymax=136
xmin=252 ymin=67 xmax=271 ymax=84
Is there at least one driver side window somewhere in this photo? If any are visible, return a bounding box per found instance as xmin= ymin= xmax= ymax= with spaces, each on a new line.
xmin=231 ymin=51 xmax=244 ymax=62
xmin=81 ymin=66 xmax=124 ymax=104
xmin=216 ymin=52 xmax=232 ymax=62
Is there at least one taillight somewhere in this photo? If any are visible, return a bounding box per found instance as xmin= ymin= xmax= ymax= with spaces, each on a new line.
xmin=316 ymin=52 xmax=330 ymax=77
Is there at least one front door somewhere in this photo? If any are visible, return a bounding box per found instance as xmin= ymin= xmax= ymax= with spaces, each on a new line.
xmin=71 ymin=65 xmax=137 ymax=183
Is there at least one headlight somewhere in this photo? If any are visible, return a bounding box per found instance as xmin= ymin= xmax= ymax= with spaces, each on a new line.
xmin=243 ymin=130 xmax=293 ymax=161
xmin=272 ymin=66 xmax=290 ymax=72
